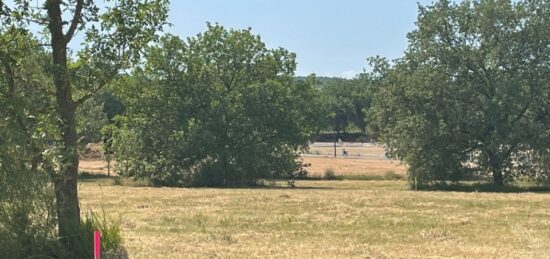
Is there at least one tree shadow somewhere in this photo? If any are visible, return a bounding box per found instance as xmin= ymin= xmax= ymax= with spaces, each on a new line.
xmin=418 ymin=182 xmax=550 ymax=193
xmin=249 ymin=185 xmax=334 ymax=190
xmin=77 ymin=174 xmax=335 ymax=190
xmin=78 ymin=171 xmax=113 ymax=180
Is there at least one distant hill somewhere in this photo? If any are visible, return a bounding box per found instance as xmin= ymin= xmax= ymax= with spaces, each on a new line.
xmin=295 ymin=76 xmax=348 ymax=88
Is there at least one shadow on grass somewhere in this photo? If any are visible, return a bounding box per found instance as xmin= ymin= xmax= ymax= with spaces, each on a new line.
xmin=78 ymin=171 xmax=113 ymax=181
xmin=251 ymin=185 xmax=334 ymax=190
xmin=418 ymin=182 xmax=550 ymax=193
xmin=77 ymin=173 xmax=334 ymax=190
xmin=296 ymin=174 xmax=404 ymax=181
xmin=294 ymin=176 xmax=343 ymax=181
xmin=79 ymin=172 xmax=153 ymax=187
xmin=195 ymin=179 xmax=335 ymax=190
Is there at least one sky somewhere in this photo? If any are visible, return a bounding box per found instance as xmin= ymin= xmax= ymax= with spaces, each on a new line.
xmin=4 ymin=0 xmax=435 ymax=78
xmin=167 ymin=0 xmax=434 ymax=78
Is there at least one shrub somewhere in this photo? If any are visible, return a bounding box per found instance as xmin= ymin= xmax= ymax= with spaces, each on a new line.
xmin=323 ymin=168 xmax=338 ymax=180
xmin=0 ymin=168 xmax=59 ymax=259
xmin=384 ymin=170 xmax=402 ymax=180
xmin=0 ymin=131 xmax=59 ymax=258
xmin=191 ymin=160 xmax=227 ymax=187
xmin=113 ymin=176 xmax=123 ymax=186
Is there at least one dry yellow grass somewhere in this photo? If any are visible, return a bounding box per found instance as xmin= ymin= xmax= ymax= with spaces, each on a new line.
xmin=302 ymin=156 xmax=406 ymax=177
xmin=79 ymin=179 xmax=550 ymax=258
xmin=303 ymin=145 xmax=407 ymax=177
xmin=80 ymin=159 xmax=109 ymax=174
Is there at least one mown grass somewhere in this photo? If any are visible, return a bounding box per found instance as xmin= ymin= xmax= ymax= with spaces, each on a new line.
xmin=300 ymin=170 xmax=403 ymax=181
xmin=79 ymin=179 xmax=550 ymax=258
xmin=419 ymin=181 xmax=550 ymax=193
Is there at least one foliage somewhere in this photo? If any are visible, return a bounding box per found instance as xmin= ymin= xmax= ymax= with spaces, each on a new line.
xmin=369 ymin=0 xmax=550 ymax=186
xmin=1 ymin=0 xmax=169 ymax=255
xmin=97 ymin=89 xmax=126 ymax=123
xmin=0 ymin=161 xmax=59 ymax=258
xmin=77 ymin=97 xmax=108 ymax=148
xmin=323 ymin=168 xmax=339 ymax=180
xmin=101 ymin=124 xmax=117 ymax=176
xmin=115 ymin=24 xmax=320 ymax=186
xmin=295 ymin=75 xmax=342 ymax=88
xmin=0 ymin=28 xmax=60 ymax=259
xmin=311 ymin=132 xmax=370 ymax=142
xmin=317 ymin=76 xmax=375 ymax=136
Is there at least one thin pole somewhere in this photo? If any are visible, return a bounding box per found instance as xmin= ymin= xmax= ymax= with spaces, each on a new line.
xmin=334 ymin=132 xmax=337 ymax=158
xmin=94 ymin=230 xmax=101 ymax=259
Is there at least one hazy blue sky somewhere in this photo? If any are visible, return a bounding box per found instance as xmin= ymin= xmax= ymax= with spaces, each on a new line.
xmin=167 ymin=0 xmax=434 ymax=78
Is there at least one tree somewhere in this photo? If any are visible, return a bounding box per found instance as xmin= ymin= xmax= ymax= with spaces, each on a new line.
xmin=115 ymin=24 xmax=321 ymax=186
xmin=322 ymin=79 xmax=355 ymax=134
xmin=349 ymin=78 xmax=373 ymax=135
xmin=0 ymin=28 xmax=59 ymax=258
xmin=319 ymin=77 xmax=373 ymax=135
xmin=101 ymin=124 xmax=116 ymax=176
xmin=370 ymin=0 xmax=550 ymax=186
xmin=1 ymin=0 xmax=168 ymax=254
xmin=97 ymin=89 xmax=126 ymax=123
xmin=77 ymin=97 xmax=108 ymax=148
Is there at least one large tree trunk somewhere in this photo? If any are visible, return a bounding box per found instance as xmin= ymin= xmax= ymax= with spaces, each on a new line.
xmin=53 ymin=104 xmax=80 ymax=249
xmin=492 ymin=167 xmax=504 ymax=186
xmin=46 ymin=0 xmax=81 ymax=251
xmin=488 ymin=152 xmax=504 ymax=186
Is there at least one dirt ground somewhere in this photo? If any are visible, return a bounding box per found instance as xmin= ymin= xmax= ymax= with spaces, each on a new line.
xmin=303 ymin=144 xmax=406 ymax=176
xmin=79 ymin=159 xmax=111 ymax=174
xmin=80 ymin=145 xmax=407 ymax=177
xmin=302 ymin=156 xmax=406 ymax=176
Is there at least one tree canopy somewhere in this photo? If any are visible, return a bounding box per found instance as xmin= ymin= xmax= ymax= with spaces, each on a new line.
xmin=115 ymin=24 xmax=321 ymax=186
xmin=370 ymin=0 xmax=550 ymax=186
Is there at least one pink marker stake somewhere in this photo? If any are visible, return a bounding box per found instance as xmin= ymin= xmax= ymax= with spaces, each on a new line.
xmin=94 ymin=230 xmax=101 ymax=259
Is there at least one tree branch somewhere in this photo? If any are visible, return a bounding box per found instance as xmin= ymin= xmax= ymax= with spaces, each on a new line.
xmin=64 ymin=0 xmax=84 ymax=44
xmin=0 ymin=55 xmax=16 ymax=98
xmin=74 ymin=70 xmax=119 ymax=106
xmin=511 ymin=102 xmax=530 ymax=125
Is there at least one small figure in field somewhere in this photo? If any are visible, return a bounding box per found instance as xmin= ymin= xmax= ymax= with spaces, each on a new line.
xmin=342 ymin=148 xmax=349 ymax=157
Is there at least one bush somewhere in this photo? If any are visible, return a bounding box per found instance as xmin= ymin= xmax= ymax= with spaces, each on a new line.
xmin=384 ymin=170 xmax=402 ymax=180
xmin=113 ymin=176 xmax=123 ymax=186
xmin=190 ymin=160 xmax=227 ymax=187
xmin=0 ymin=168 xmax=59 ymax=259
xmin=323 ymin=168 xmax=338 ymax=180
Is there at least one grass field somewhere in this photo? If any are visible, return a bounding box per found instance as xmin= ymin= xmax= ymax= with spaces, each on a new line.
xmin=79 ymin=146 xmax=550 ymax=258
xmin=79 ymin=179 xmax=550 ymax=258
